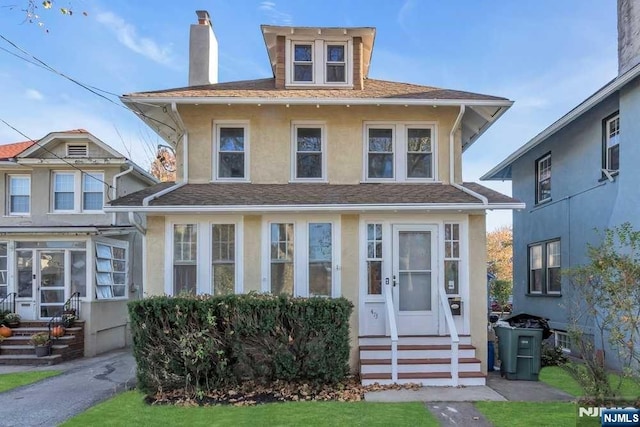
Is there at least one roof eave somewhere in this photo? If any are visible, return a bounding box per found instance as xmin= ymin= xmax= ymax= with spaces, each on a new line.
xmin=481 ymin=63 xmax=640 ymax=181
xmin=105 ymin=202 xmax=525 ymax=213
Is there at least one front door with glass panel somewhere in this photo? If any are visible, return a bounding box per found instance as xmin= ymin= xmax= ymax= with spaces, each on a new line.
xmin=392 ymin=225 xmax=438 ymax=335
xmin=38 ymin=251 xmax=66 ymax=318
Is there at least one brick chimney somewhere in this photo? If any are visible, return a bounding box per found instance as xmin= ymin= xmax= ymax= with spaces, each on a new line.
xmin=189 ymin=10 xmax=218 ymax=86
xmin=618 ymin=0 xmax=640 ymax=75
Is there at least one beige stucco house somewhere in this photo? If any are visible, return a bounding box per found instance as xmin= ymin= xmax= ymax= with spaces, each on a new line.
xmin=108 ymin=11 xmax=523 ymax=385
xmin=0 ymin=129 xmax=156 ymax=359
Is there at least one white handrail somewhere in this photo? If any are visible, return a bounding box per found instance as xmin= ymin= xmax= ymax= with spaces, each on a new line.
xmin=383 ymin=283 xmax=399 ymax=382
xmin=439 ymin=291 xmax=460 ymax=386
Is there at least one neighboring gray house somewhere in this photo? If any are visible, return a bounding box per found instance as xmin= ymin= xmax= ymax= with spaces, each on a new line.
xmin=482 ymin=1 xmax=640 ymax=368
xmin=0 ymin=129 xmax=156 ymax=358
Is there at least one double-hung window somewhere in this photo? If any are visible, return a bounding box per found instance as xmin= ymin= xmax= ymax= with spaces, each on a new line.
xmin=604 ymin=113 xmax=620 ymax=172
xmin=214 ymin=122 xmax=249 ymax=180
xmin=212 ymin=224 xmax=235 ymax=295
xmin=365 ymin=123 xmax=436 ymax=181
xmin=173 ymin=224 xmax=197 ymax=295
xmin=528 ymin=239 xmax=561 ymax=294
xmin=265 ymin=219 xmax=339 ymax=298
xmin=293 ymin=43 xmax=313 ymax=83
xmin=9 ymin=175 xmax=30 ymax=215
xmin=535 ymin=154 xmax=551 ymax=204
xmin=53 ymin=171 xmax=104 ymax=212
xmin=366 ymin=224 xmax=383 ymax=295
xmin=54 ymin=172 xmax=75 ymax=211
xmin=293 ymin=123 xmax=325 ymax=180
xmin=325 ymin=44 xmax=346 ymax=83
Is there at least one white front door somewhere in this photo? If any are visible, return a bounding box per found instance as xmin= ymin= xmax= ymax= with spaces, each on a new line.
xmin=392 ymin=225 xmax=438 ymax=335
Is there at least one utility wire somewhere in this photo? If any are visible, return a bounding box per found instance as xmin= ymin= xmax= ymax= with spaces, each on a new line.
xmin=0 ymin=34 xmax=178 ymax=134
xmin=0 ymin=117 xmax=117 ymax=195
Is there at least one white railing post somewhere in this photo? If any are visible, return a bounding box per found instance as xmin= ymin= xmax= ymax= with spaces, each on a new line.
xmin=439 ymin=291 xmax=460 ymax=386
xmin=384 ymin=283 xmax=398 ymax=382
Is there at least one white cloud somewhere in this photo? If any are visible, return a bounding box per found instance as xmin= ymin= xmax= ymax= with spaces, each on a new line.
xmin=25 ymin=89 xmax=44 ymax=101
xmin=259 ymin=1 xmax=293 ymax=25
xmin=397 ymin=0 xmax=415 ymax=31
xmin=96 ymin=11 xmax=174 ymax=66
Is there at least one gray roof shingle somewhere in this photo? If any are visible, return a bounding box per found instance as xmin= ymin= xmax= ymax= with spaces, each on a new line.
xmin=109 ymin=182 xmax=520 ymax=208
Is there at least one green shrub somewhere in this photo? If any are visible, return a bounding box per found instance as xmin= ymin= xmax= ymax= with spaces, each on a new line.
xmin=128 ymin=293 xmax=353 ymax=396
xmin=541 ymin=342 xmax=568 ymax=367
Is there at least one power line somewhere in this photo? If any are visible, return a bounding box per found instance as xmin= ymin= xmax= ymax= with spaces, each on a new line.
xmin=0 ymin=33 xmax=178 ymax=134
xmin=0 ymin=117 xmax=117 ymax=196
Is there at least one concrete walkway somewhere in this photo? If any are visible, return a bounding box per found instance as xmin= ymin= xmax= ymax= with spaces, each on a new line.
xmin=0 ymin=349 xmax=136 ymax=427
xmin=365 ymin=371 xmax=575 ymax=426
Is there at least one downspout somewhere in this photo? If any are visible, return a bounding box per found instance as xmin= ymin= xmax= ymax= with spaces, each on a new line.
xmin=449 ymin=105 xmax=489 ymax=205
xmin=111 ymin=166 xmax=134 ymax=225
xmin=128 ymin=211 xmax=147 ymax=235
xmin=171 ymin=102 xmax=188 ymax=183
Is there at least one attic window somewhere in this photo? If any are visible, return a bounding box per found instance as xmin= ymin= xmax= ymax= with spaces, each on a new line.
xmin=67 ymin=143 xmax=88 ymax=157
xmin=286 ymin=39 xmax=352 ymax=87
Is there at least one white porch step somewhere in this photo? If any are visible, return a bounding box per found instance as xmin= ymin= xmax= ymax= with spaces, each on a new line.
xmin=359 ymin=335 xmax=472 ymax=347
xmin=360 ymin=358 xmax=481 ymax=374
xmin=361 ymin=372 xmax=486 ymax=387
xmin=359 ymin=344 xmax=477 ymax=360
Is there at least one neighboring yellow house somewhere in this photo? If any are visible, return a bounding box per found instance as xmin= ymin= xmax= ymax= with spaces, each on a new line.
xmin=108 ymin=11 xmax=523 ymax=386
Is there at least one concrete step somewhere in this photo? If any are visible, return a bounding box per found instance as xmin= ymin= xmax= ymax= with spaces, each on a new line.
xmin=360 ymin=357 xmax=482 ymax=374
xmin=0 ymin=344 xmax=69 ymax=356
xmin=359 ymin=344 xmax=477 ymax=360
xmin=1 ymin=335 xmax=77 ymax=345
xmin=361 ymin=371 xmax=486 ymax=386
xmin=0 ymin=354 xmax=63 ymax=366
xmin=8 ymin=326 xmax=83 ymax=337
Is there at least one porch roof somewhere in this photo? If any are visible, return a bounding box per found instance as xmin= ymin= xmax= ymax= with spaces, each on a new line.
xmin=107 ymin=182 xmax=522 ymax=211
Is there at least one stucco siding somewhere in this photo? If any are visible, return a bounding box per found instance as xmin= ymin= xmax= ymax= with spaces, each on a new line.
xmin=468 ymin=214 xmax=488 ymax=372
xmin=340 ymin=214 xmax=360 ymax=371
xmin=243 ymin=215 xmax=262 ymax=292
xmin=145 ymin=215 xmax=166 ymax=295
xmin=178 ymin=104 xmax=460 ymax=185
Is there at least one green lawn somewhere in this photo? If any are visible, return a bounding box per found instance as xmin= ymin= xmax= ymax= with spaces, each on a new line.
xmin=0 ymin=370 xmax=61 ymax=392
xmin=61 ymin=391 xmax=438 ymax=427
xmin=540 ymin=366 xmax=640 ymax=399
xmin=475 ymin=402 xmax=599 ymax=427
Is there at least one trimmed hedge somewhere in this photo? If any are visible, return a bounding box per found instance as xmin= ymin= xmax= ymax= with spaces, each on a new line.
xmin=128 ymin=293 xmax=353 ymax=395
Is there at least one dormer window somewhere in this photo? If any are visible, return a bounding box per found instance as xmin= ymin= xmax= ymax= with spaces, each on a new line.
xmin=326 ymin=44 xmax=346 ymax=83
xmin=286 ymin=39 xmax=352 ymax=87
xmin=66 ymin=143 xmax=88 ymax=157
xmin=293 ymin=44 xmax=313 ymax=82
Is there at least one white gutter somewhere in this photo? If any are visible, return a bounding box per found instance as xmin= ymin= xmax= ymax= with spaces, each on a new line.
xmin=142 ymin=182 xmax=187 ymax=206
xmin=124 ymin=96 xmax=513 ymax=108
xmin=111 ymin=166 xmax=134 ymax=225
xmin=105 ymin=202 xmax=525 ymax=214
xmin=481 ymin=63 xmax=640 ymax=181
xmin=0 ymin=226 xmax=132 ymax=234
xmin=448 ymin=105 xmax=489 ymax=205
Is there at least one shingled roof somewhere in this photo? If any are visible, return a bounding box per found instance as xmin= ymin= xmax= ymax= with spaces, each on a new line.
xmin=108 ymin=182 xmax=520 ymax=209
xmin=124 ymin=78 xmax=508 ymax=101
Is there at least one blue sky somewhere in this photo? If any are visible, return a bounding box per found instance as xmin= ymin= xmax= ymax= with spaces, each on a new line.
xmin=0 ymin=0 xmax=619 ymax=230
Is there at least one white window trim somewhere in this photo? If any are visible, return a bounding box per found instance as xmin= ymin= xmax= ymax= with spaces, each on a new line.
xmin=324 ymin=42 xmax=347 ymax=85
xmin=290 ymin=121 xmax=327 ymax=182
xmin=291 ymin=41 xmax=315 ymax=84
xmin=260 ymin=215 xmax=341 ymax=298
xmin=546 ymin=240 xmax=561 ymax=295
xmin=66 ymin=142 xmax=88 ymax=158
xmin=554 ymin=330 xmax=571 ymax=353
xmin=8 ymin=174 xmax=31 ymax=216
xmin=536 ymin=154 xmax=551 ymax=204
xmin=212 ymin=120 xmax=250 ymax=182
xmin=444 ymin=222 xmax=462 ymax=297
xmin=51 ymin=171 xmax=105 ymax=213
xmin=528 ymin=244 xmax=543 ymax=295
xmin=94 ymin=236 xmax=129 ymax=301
xmin=363 ymin=121 xmax=438 ymax=183
xmin=164 ymin=217 xmax=244 ymax=296
xmin=285 ymin=38 xmax=353 ymax=88
xmin=605 ymin=114 xmax=620 ymax=172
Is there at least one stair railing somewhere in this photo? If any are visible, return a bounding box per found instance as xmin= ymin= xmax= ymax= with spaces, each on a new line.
xmin=47 ymin=292 xmax=81 ymax=341
xmin=383 ymin=282 xmax=399 ymax=382
xmin=439 ymin=291 xmax=460 ymax=386
xmin=0 ymin=292 xmax=17 ymax=315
